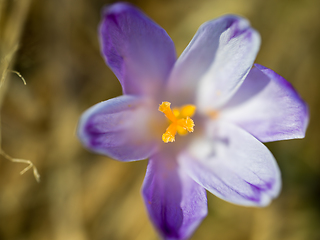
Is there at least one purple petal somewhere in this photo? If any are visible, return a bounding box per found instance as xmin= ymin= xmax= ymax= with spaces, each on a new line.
xmin=166 ymin=15 xmax=260 ymax=107
xmin=99 ymin=3 xmax=176 ymax=97
xmin=77 ymin=95 xmax=158 ymax=161
xmin=179 ymin=122 xmax=281 ymax=207
xmin=221 ymin=64 xmax=309 ymax=142
xmin=142 ymin=152 xmax=207 ymax=240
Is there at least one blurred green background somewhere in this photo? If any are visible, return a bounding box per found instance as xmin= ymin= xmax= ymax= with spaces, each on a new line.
xmin=0 ymin=0 xmax=319 ymax=239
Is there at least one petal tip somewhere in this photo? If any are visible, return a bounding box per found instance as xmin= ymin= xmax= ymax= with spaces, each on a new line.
xmin=246 ymin=64 xmax=309 ymax=141
xmin=101 ymin=2 xmax=134 ymax=16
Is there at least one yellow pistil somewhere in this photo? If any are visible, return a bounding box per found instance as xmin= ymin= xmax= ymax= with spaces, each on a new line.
xmin=159 ymin=102 xmax=196 ymax=143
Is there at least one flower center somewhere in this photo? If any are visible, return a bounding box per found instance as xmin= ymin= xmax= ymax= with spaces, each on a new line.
xmin=158 ymin=102 xmax=196 ymax=143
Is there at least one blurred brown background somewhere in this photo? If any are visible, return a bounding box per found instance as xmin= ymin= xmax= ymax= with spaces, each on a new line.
xmin=0 ymin=0 xmax=319 ymax=239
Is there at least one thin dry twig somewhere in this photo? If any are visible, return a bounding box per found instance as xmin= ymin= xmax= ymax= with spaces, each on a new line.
xmin=0 ymin=70 xmax=40 ymax=182
xmin=10 ymin=70 xmax=27 ymax=85
xmin=0 ymin=149 xmax=41 ymax=182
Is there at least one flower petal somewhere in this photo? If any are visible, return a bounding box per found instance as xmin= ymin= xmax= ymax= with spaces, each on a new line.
xmin=221 ymin=64 xmax=309 ymax=142
xmin=166 ymin=15 xmax=260 ymax=107
xmin=142 ymin=153 xmax=207 ymax=240
xmin=77 ymin=95 xmax=158 ymax=161
xmin=99 ymin=3 xmax=176 ymax=96
xmin=179 ymin=122 xmax=281 ymax=207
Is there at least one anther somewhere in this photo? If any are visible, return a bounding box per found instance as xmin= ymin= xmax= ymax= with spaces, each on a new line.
xmin=159 ymin=102 xmax=196 ymax=143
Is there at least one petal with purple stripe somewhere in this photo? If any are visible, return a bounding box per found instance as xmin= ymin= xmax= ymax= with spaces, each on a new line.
xmin=179 ymin=122 xmax=281 ymax=207
xmin=221 ymin=64 xmax=309 ymax=142
xmin=142 ymin=153 xmax=207 ymax=240
xmin=77 ymin=95 xmax=158 ymax=161
xmin=166 ymin=15 xmax=260 ymax=107
xmin=99 ymin=3 xmax=176 ymax=96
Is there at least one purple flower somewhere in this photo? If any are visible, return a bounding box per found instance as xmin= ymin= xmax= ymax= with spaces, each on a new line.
xmin=78 ymin=3 xmax=309 ymax=240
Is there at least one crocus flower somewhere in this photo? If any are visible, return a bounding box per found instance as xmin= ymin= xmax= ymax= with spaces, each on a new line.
xmin=78 ymin=2 xmax=308 ymax=240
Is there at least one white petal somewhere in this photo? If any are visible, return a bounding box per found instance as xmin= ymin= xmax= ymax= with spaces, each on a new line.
xmin=179 ymin=122 xmax=281 ymax=207
xmin=221 ymin=64 xmax=309 ymax=142
xmin=166 ymin=15 xmax=260 ymax=108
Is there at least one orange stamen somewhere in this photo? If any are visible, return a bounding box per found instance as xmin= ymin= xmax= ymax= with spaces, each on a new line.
xmin=159 ymin=102 xmax=196 ymax=143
